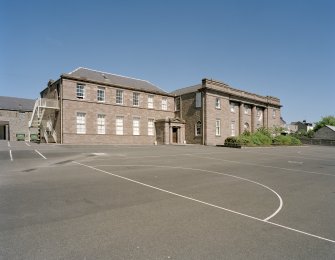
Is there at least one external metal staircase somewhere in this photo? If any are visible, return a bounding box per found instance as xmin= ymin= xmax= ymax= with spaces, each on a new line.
xmin=28 ymin=98 xmax=60 ymax=143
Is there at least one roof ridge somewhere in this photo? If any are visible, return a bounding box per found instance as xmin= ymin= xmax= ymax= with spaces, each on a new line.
xmin=71 ymin=67 xmax=155 ymax=85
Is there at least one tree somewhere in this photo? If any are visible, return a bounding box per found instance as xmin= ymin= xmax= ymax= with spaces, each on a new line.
xmin=313 ymin=116 xmax=335 ymax=132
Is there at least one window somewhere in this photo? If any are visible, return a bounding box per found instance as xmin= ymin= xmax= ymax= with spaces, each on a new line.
xmin=133 ymin=92 xmax=140 ymax=106
xmin=215 ymin=97 xmax=221 ymax=109
xmin=244 ymin=105 xmax=249 ymax=114
xmin=175 ymin=97 xmax=180 ymax=111
xmin=133 ymin=117 xmax=140 ymax=135
xmin=116 ymin=116 xmax=124 ymax=135
xmin=244 ymin=122 xmax=250 ymax=131
xmin=97 ymin=87 xmax=105 ymax=102
xmin=195 ymin=121 xmax=202 ymax=136
xmin=230 ymin=102 xmax=235 ymax=112
xmin=148 ymin=119 xmax=155 ymax=136
xmin=162 ymin=97 xmax=167 ymax=110
xmin=231 ymin=121 xmax=236 ymax=136
xmin=116 ymin=90 xmax=123 ymax=104
xmin=148 ymin=95 xmax=154 ymax=109
xmin=215 ymin=119 xmax=221 ymax=136
xmin=196 ymin=92 xmax=202 ymax=108
xmin=272 ymin=109 xmax=276 ymax=118
xmin=257 ymin=108 xmax=263 ymax=121
xmin=76 ymin=84 xmax=85 ymax=99
xmin=97 ymin=114 xmax=105 ymax=134
xmin=76 ymin=112 xmax=86 ymax=134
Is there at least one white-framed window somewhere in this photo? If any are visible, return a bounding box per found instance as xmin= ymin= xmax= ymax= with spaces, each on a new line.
xmin=133 ymin=117 xmax=140 ymax=135
xmin=195 ymin=121 xmax=202 ymax=136
xmin=97 ymin=114 xmax=105 ymax=134
xmin=76 ymin=84 xmax=85 ymax=99
xmin=162 ymin=97 xmax=167 ymax=110
xmin=133 ymin=92 xmax=140 ymax=106
xmin=215 ymin=119 xmax=221 ymax=136
xmin=97 ymin=87 xmax=105 ymax=102
xmin=231 ymin=121 xmax=236 ymax=136
xmin=244 ymin=105 xmax=249 ymax=114
xmin=148 ymin=95 xmax=154 ymax=109
xmin=196 ymin=92 xmax=202 ymax=108
xmin=230 ymin=102 xmax=235 ymax=112
xmin=215 ymin=97 xmax=221 ymax=109
xmin=76 ymin=112 xmax=86 ymax=134
xmin=148 ymin=118 xmax=155 ymax=136
xmin=272 ymin=109 xmax=276 ymax=118
xmin=116 ymin=89 xmax=123 ymax=104
xmin=257 ymin=108 xmax=263 ymax=121
xmin=116 ymin=116 xmax=124 ymax=135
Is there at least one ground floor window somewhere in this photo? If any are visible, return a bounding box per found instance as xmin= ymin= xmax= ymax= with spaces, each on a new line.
xmin=116 ymin=116 xmax=124 ymax=135
xmin=148 ymin=119 xmax=155 ymax=136
xmin=97 ymin=114 xmax=105 ymax=134
xmin=215 ymin=119 xmax=221 ymax=136
xmin=76 ymin=112 xmax=86 ymax=134
xmin=195 ymin=121 xmax=202 ymax=136
xmin=133 ymin=117 xmax=140 ymax=135
xmin=231 ymin=121 xmax=236 ymax=136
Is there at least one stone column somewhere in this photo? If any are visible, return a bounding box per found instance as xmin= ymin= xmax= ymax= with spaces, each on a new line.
xmin=239 ymin=103 xmax=244 ymax=135
xmin=251 ymin=106 xmax=257 ymax=133
xmin=263 ymin=108 xmax=268 ymax=128
xmin=5 ymin=124 xmax=9 ymax=141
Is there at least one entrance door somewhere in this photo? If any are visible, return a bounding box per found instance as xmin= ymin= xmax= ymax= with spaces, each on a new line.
xmin=172 ymin=127 xmax=178 ymax=143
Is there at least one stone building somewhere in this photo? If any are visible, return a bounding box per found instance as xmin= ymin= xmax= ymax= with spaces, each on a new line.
xmin=0 ymin=96 xmax=35 ymax=141
xmin=172 ymin=78 xmax=282 ymax=145
xmin=31 ymin=67 xmax=185 ymax=144
xmin=30 ymin=68 xmax=281 ymax=145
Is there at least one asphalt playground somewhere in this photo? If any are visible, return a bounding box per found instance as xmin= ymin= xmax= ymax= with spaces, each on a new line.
xmin=0 ymin=140 xmax=334 ymax=259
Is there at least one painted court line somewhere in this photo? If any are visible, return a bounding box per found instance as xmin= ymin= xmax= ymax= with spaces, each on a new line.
xmin=35 ymin=149 xmax=47 ymax=159
xmin=7 ymin=141 xmax=10 ymax=147
xmin=9 ymin=150 xmax=13 ymax=161
xmin=73 ymin=161 xmax=335 ymax=244
xmin=25 ymin=142 xmax=31 ymax=147
xmin=189 ymin=154 xmax=335 ymax=177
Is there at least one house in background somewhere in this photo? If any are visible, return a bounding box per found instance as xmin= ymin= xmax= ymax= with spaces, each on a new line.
xmin=314 ymin=125 xmax=335 ymax=140
xmin=0 ymin=96 xmax=35 ymax=141
xmin=290 ymin=120 xmax=314 ymax=133
xmin=172 ymin=78 xmax=282 ymax=145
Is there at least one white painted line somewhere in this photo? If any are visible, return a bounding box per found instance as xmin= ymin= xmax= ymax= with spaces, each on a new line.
xmin=9 ymin=150 xmax=13 ymax=161
xmin=7 ymin=141 xmax=10 ymax=147
xmin=73 ymin=161 xmax=335 ymax=244
xmin=288 ymin=161 xmax=303 ymax=165
xmin=25 ymin=142 xmax=31 ymax=147
xmin=35 ymin=149 xmax=47 ymax=159
xmin=190 ymin=155 xmax=335 ymax=177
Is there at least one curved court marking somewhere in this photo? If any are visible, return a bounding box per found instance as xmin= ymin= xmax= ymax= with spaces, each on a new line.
xmin=73 ymin=161 xmax=335 ymax=244
xmin=74 ymin=162 xmax=282 ymax=220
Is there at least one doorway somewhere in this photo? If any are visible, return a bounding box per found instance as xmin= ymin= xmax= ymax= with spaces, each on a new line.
xmin=172 ymin=127 xmax=178 ymax=143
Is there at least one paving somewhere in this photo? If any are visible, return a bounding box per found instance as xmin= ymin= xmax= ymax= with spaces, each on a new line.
xmin=0 ymin=140 xmax=335 ymax=259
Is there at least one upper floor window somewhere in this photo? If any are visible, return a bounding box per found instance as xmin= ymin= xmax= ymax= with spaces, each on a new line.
xmin=97 ymin=87 xmax=105 ymax=102
xmin=273 ymin=109 xmax=277 ymax=118
xmin=162 ymin=97 xmax=167 ymax=110
xmin=215 ymin=97 xmax=221 ymax=109
xmin=133 ymin=92 xmax=140 ymax=106
xmin=116 ymin=89 xmax=123 ymax=104
xmin=76 ymin=84 xmax=85 ymax=99
xmin=175 ymin=97 xmax=180 ymax=111
xmin=244 ymin=105 xmax=250 ymax=114
xmin=230 ymin=102 xmax=235 ymax=112
xmin=196 ymin=92 xmax=202 ymax=108
xmin=148 ymin=95 xmax=154 ymax=109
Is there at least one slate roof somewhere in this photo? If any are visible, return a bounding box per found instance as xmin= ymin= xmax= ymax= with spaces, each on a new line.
xmin=0 ymin=96 xmax=35 ymax=112
xmin=63 ymin=67 xmax=168 ymax=95
xmin=170 ymin=84 xmax=202 ymax=96
xmin=326 ymin=125 xmax=335 ymax=132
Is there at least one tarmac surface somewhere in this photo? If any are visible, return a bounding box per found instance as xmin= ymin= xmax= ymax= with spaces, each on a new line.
xmin=0 ymin=140 xmax=335 ymax=259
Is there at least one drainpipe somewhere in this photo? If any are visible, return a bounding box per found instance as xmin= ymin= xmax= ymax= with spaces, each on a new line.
xmin=60 ymin=78 xmax=63 ymax=144
xmin=202 ymin=89 xmax=205 ymax=145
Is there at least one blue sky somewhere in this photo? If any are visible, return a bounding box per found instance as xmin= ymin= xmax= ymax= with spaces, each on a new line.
xmin=1 ymin=0 xmax=334 ymax=123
